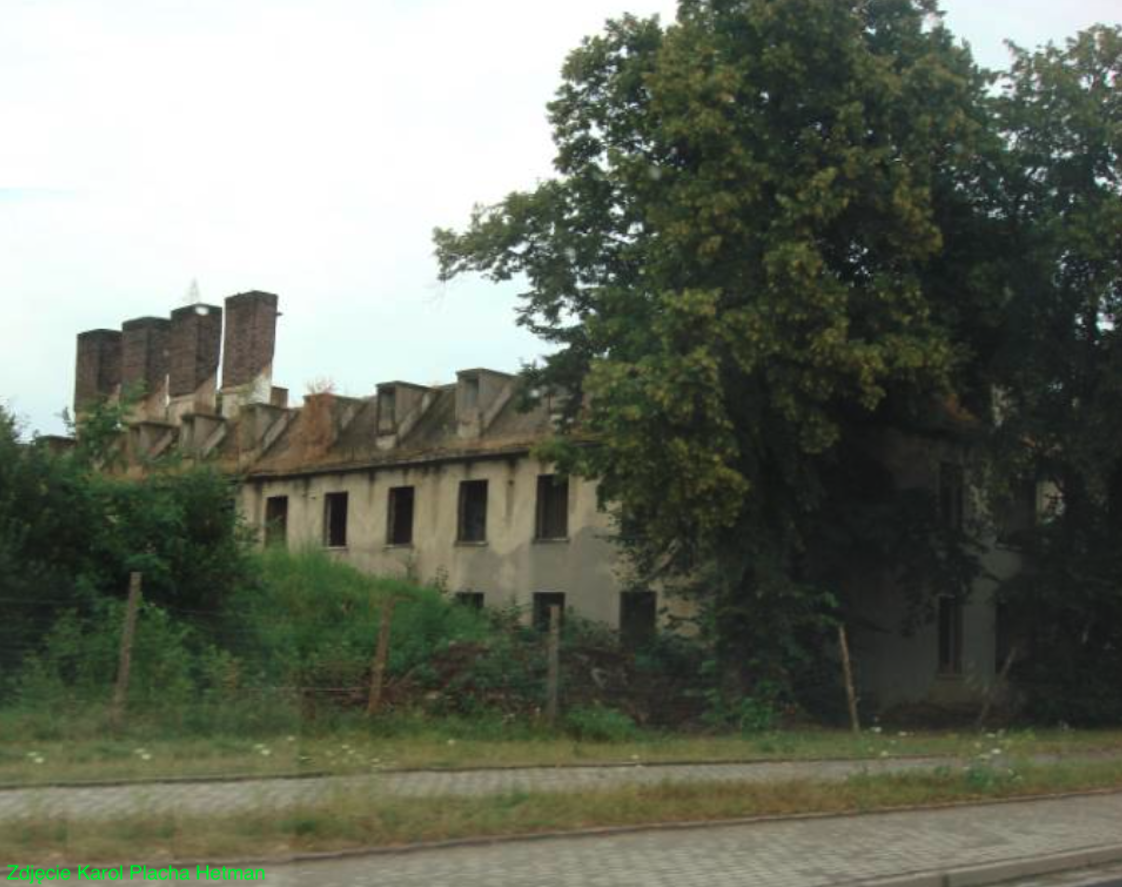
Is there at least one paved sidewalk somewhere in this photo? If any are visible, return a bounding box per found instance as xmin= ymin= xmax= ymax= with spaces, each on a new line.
xmin=2 ymin=756 xmax=955 ymax=821
xmin=1003 ymin=861 xmax=1122 ymax=887
xmin=256 ymin=793 xmax=1122 ymax=887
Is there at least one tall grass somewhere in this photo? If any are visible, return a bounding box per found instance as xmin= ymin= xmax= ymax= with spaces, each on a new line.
xmin=1 ymin=549 xmax=494 ymax=742
xmin=226 ymin=547 xmax=492 ymax=689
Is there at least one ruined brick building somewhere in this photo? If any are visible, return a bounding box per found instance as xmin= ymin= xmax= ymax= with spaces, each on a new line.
xmin=71 ymin=290 xmax=1020 ymax=706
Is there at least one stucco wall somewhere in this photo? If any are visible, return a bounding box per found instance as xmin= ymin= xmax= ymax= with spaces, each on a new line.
xmin=846 ymin=430 xmax=1022 ymax=706
xmin=241 ymin=455 xmax=626 ymax=625
xmin=239 ymin=431 xmax=1019 ymax=708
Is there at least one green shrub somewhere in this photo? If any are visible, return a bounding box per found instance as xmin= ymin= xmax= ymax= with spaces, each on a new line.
xmin=563 ymin=705 xmax=638 ymax=742
xmin=226 ymin=548 xmax=492 ymax=691
xmin=701 ymin=680 xmax=782 ymax=735
xmin=14 ymin=596 xmax=223 ymax=708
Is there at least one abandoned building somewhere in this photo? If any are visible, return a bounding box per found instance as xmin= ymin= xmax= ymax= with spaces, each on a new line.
xmin=71 ymin=290 xmax=1020 ymax=707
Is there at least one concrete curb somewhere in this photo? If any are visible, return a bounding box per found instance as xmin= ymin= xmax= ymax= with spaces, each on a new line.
xmin=864 ymin=842 xmax=1122 ymax=887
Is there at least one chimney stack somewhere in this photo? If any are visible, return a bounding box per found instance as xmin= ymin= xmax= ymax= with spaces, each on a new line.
xmin=168 ymin=303 xmax=222 ymax=421
xmin=74 ymin=329 xmax=122 ymax=414
xmin=220 ymin=291 xmax=278 ymax=416
xmin=121 ymin=316 xmax=170 ymax=421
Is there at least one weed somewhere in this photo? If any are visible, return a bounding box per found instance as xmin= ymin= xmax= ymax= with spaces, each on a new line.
xmin=563 ymin=705 xmax=639 ymax=742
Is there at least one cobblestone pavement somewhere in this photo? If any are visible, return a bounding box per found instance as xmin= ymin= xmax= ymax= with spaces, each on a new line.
xmin=255 ymin=793 xmax=1122 ymax=887
xmin=2 ymin=756 xmax=958 ymax=821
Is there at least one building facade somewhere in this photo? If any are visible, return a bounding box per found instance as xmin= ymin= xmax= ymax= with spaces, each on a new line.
xmin=71 ymin=289 xmax=1019 ymax=708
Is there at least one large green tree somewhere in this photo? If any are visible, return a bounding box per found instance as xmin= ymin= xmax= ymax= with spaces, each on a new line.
xmin=0 ymin=402 xmax=253 ymax=685
xmin=436 ymin=0 xmax=1000 ymax=692
xmin=988 ymin=26 xmax=1122 ymax=723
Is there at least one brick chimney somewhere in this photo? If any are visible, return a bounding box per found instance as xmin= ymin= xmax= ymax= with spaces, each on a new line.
xmin=168 ymin=303 xmax=222 ymax=422
xmin=121 ymin=317 xmax=170 ymax=420
xmin=74 ymin=329 xmax=122 ymax=415
xmin=220 ymin=291 xmax=278 ymax=417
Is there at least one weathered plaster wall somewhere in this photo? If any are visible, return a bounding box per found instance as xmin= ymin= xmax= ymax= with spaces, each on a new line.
xmin=847 ymin=430 xmax=1021 ymax=706
xmin=241 ymin=455 xmax=625 ymax=625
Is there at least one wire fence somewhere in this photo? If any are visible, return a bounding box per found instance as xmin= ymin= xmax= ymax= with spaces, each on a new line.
xmin=0 ymin=569 xmax=966 ymax=747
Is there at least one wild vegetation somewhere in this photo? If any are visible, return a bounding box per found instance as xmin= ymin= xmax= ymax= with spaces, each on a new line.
xmin=0 ymin=401 xmax=703 ymax=747
xmin=435 ymin=2 xmax=1122 ymax=720
xmin=1 ymin=3 xmax=1120 ymax=763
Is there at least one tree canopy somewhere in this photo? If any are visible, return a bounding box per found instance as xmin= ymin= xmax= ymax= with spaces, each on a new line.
xmin=0 ymin=403 xmax=253 ymax=680
xmin=986 ymin=25 xmax=1122 ymax=722
xmin=436 ymin=0 xmax=1009 ymax=691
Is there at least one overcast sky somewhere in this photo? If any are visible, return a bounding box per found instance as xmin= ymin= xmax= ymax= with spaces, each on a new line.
xmin=1 ymin=0 xmax=1117 ymax=437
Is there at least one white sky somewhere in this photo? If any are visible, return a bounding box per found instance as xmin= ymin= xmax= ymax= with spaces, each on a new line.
xmin=1 ymin=0 xmax=1117 ymax=436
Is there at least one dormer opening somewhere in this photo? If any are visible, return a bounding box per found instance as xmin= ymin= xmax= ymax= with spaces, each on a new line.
xmin=378 ymin=387 xmax=397 ymax=432
xmin=455 ymin=368 xmax=514 ymax=439
xmin=462 ymin=374 xmax=480 ymax=411
xmin=374 ymin=381 xmax=432 ymax=448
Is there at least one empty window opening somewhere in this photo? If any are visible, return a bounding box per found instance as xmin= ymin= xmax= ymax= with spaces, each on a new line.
xmin=535 ymin=474 xmax=569 ymax=540
xmin=454 ymin=591 xmax=485 ymax=609
xmin=937 ymin=595 xmax=964 ymax=675
xmin=387 ymin=486 xmax=415 ymax=545
xmin=323 ymin=492 xmax=349 ymax=548
xmin=533 ymin=592 xmax=566 ymax=632
xmin=939 ymin=462 xmax=965 ymax=531
xmin=379 ymin=388 xmax=397 ymax=430
xmin=620 ymin=591 xmax=657 ymax=649
xmin=457 ymin=479 xmax=488 ymax=542
xmin=264 ymin=496 xmax=288 ymax=548
xmin=462 ymin=375 xmax=480 ymax=411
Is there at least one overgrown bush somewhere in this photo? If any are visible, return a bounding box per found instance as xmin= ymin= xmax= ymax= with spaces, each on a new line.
xmin=999 ymin=516 xmax=1122 ymax=726
xmin=701 ymin=679 xmax=782 ymax=735
xmin=225 ymin=548 xmax=492 ymax=691
xmin=563 ymin=705 xmax=638 ymax=742
xmin=0 ymin=402 xmax=255 ymax=691
xmin=12 ymin=596 xmax=231 ymax=713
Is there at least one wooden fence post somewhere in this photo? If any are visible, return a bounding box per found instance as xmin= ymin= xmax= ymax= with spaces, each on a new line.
xmin=545 ymin=604 xmax=561 ymax=725
xmin=838 ymin=623 xmax=861 ymax=735
xmin=977 ymin=643 xmax=1019 ymax=730
xmin=366 ymin=597 xmax=397 ymax=716
xmin=111 ymin=572 xmax=142 ymax=731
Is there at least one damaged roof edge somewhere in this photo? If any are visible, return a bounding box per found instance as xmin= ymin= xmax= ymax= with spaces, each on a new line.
xmin=244 ymin=440 xmax=541 ymax=481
